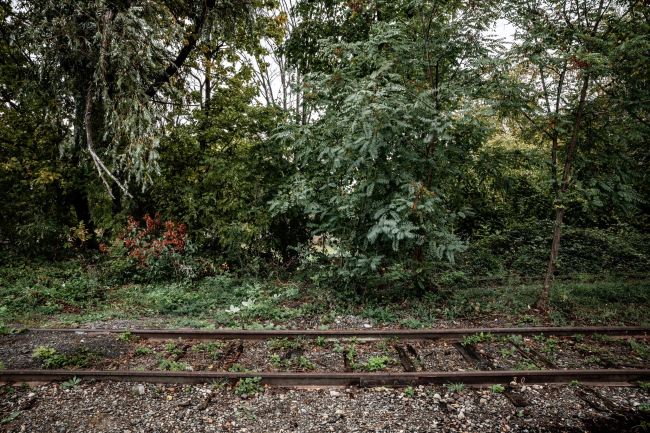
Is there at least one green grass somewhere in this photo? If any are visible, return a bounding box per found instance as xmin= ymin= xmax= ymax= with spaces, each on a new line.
xmin=0 ymin=259 xmax=648 ymax=328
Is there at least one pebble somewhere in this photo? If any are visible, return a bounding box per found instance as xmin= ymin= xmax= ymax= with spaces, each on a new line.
xmin=2 ymin=341 xmax=646 ymax=433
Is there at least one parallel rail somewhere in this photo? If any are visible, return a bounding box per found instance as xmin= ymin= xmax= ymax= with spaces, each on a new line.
xmin=4 ymin=327 xmax=648 ymax=387
xmin=1 ymin=369 xmax=649 ymax=387
xmin=25 ymin=326 xmax=650 ymax=341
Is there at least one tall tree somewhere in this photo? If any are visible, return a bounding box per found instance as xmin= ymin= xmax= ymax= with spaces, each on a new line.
xmin=501 ymin=0 xmax=646 ymax=307
xmin=15 ymin=0 xmax=259 ymax=198
xmin=0 ymin=2 xmax=87 ymax=255
xmin=271 ymin=0 xmax=500 ymax=276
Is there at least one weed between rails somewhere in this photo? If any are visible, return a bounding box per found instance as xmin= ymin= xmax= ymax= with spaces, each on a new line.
xmin=32 ymin=346 xmax=102 ymax=369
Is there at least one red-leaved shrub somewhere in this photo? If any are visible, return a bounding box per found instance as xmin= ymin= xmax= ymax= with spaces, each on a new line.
xmin=101 ymin=214 xmax=188 ymax=268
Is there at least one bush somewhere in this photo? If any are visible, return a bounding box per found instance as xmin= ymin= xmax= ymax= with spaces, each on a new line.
xmin=463 ymin=222 xmax=649 ymax=278
xmin=102 ymin=214 xmax=197 ymax=282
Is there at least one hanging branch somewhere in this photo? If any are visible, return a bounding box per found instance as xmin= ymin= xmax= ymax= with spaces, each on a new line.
xmin=85 ymin=84 xmax=133 ymax=199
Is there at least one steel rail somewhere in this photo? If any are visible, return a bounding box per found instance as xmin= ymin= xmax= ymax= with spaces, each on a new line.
xmin=25 ymin=326 xmax=650 ymax=341
xmin=1 ymin=369 xmax=649 ymax=387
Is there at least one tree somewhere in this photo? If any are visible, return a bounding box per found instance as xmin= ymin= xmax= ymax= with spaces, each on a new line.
xmin=271 ymin=0 xmax=500 ymax=277
xmin=16 ymin=0 xmax=259 ymax=197
xmin=4 ymin=0 xmax=264 ymax=249
xmin=0 ymin=2 xmax=85 ymax=256
xmin=122 ymin=4 xmax=309 ymax=264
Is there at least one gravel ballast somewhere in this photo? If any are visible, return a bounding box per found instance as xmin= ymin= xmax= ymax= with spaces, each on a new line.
xmin=1 ymin=381 xmax=649 ymax=432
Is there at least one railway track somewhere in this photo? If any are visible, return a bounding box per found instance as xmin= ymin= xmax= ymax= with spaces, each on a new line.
xmin=24 ymin=325 xmax=650 ymax=340
xmin=1 ymin=326 xmax=649 ymax=388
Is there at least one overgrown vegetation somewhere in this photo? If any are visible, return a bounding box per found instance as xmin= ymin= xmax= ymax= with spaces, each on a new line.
xmin=0 ymin=0 xmax=648 ymax=325
xmin=32 ymin=346 xmax=102 ymax=369
xmin=234 ymin=377 xmax=263 ymax=395
xmin=365 ymin=356 xmax=393 ymax=372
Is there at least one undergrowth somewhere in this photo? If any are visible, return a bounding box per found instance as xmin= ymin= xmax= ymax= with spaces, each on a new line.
xmin=0 ymin=225 xmax=648 ymax=329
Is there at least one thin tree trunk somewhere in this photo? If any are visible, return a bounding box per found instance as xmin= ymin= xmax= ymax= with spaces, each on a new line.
xmin=539 ymin=206 xmax=564 ymax=307
xmin=199 ymin=50 xmax=212 ymax=151
xmin=205 ymin=65 xmax=211 ymax=112
xmin=538 ymin=73 xmax=590 ymax=309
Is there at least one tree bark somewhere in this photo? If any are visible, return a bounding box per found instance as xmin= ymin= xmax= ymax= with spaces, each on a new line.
xmin=539 ymin=206 xmax=564 ymax=307
xmin=145 ymin=0 xmax=217 ymax=98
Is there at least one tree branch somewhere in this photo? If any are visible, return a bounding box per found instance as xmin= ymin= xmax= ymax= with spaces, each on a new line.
xmin=145 ymin=0 xmax=217 ymax=98
xmin=85 ymin=84 xmax=133 ymax=199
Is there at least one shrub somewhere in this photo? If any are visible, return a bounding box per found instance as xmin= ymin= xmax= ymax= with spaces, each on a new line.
xmin=102 ymin=214 xmax=194 ymax=282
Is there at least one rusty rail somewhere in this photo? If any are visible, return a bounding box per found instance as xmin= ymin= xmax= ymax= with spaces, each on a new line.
xmin=25 ymin=326 xmax=650 ymax=341
xmin=1 ymin=369 xmax=649 ymax=388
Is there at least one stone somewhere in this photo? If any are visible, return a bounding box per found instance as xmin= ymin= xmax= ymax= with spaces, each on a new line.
xmin=458 ymin=412 xmax=465 ymax=420
xmin=132 ymin=385 xmax=145 ymax=396
xmin=329 ymin=391 xmax=340 ymax=397
xmin=433 ymin=394 xmax=441 ymax=400
xmin=480 ymin=398 xmax=488 ymax=405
